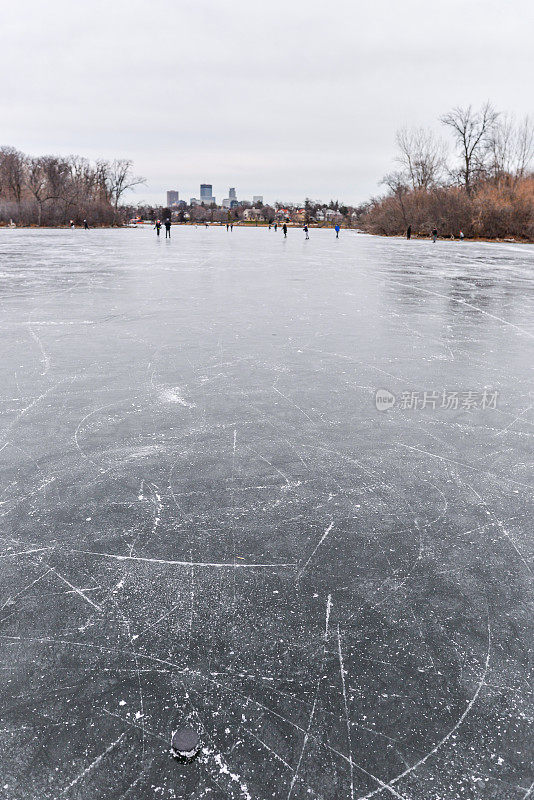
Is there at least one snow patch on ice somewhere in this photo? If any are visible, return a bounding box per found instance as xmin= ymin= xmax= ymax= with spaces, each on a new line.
xmin=159 ymin=385 xmax=196 ymax=408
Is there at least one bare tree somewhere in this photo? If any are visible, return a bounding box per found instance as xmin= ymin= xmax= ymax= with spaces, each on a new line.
xmin=488 ymin=114 xmax=534 ymax=181
xmin=68 ymin=156 xmax=96 ymax=198
xmin=94 ymin=159 xmax=112 ymax=204
xmin=441 ymin=102 xmax=499 ymax=192
xmin=27 ymin=157 xmax=57 ymax=225
xmin=395 ymin=127 xmax=447 ymax=189
xmin=107 ymin=159 xmax=146 ymax=209
xmin=27 ymin=155 xmax=96 ymax=225
xmin=0 ymin=147 xmax=27 ymax=204
xmin=381 ymin=171 xmax=409 ymax=227
xmin=515 ymin=116 xmax=534 ymax=177
xmin=42 ymin=156 xmax=75 ymax=222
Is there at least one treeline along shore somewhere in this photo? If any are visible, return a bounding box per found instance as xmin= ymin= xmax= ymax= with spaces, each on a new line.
xmin=0 ymin=148 xmax=144 ymax=227
xmin=1 ymin=103 xmax=533 ymax=240
xmin=359 ymin=103 xmax=534 ymax=241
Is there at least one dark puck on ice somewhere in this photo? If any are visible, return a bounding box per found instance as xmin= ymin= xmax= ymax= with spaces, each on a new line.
xmin=171 ymin=727 xmax=201 ymax=760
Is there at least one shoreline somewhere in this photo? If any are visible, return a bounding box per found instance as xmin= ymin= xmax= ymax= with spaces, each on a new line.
xmin=1 ymin=223 xmax=532 ymax=244
xmin=368 ymin=231 xmax=534 ymax=244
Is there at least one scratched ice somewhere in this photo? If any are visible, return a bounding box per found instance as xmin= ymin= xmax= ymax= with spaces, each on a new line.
xmin=0 ymin=228 xmax=532 ymax=800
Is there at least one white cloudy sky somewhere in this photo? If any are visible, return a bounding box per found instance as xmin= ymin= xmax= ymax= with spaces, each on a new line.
xmin=1 ymin=0 xmax=532 ymax=206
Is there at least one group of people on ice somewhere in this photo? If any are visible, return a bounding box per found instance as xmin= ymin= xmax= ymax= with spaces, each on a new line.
xmin=153 ymin=219 xmax=172 ymax=238
xmin=153 ymin=220 xmax=343 ymax=240
xmin=406 ymin=224 xmax=465 ymax=242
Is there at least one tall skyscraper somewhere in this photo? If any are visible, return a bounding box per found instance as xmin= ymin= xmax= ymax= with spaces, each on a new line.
xmin=200 ymin=184 xmax=215 ymax=204
xmin=223 ymin=187 xmax=238 ymax=208
xmin=166 ymin=190 xmax=179 ymax=206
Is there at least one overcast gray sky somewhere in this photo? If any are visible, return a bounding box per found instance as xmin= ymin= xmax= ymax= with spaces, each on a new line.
xmin=1 ymin=0 xmax=532 ymax=206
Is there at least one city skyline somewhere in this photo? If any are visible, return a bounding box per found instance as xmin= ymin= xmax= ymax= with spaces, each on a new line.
xmin=166 ymin=184 xmax=266 ymax=208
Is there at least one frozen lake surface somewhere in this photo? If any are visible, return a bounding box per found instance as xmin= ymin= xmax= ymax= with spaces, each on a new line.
xmin=0 ymin=227 xmax=532 ymax=800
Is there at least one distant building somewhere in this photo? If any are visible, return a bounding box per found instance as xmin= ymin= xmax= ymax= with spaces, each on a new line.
xmin=166 ymin=190 xmax=179 ymax=206
xmin=190 ymin=198 xmax=200 ymax=206
xmin=244 ymin=207 xmax=266 ymax=221
xmin=324 ymin=209 xmax=343 ymax=221
xmin=253 ymin=195 xmax=263 ymax=204
xmin=200 ymin=183 xmax=215 ymax=205
xmin=223 ymin=187 xmax=238 ymax=208
xmin=275 ymin=208 xmax=291 ymax=221
xmin=200 ymin=184 xmax=212 ymax=201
